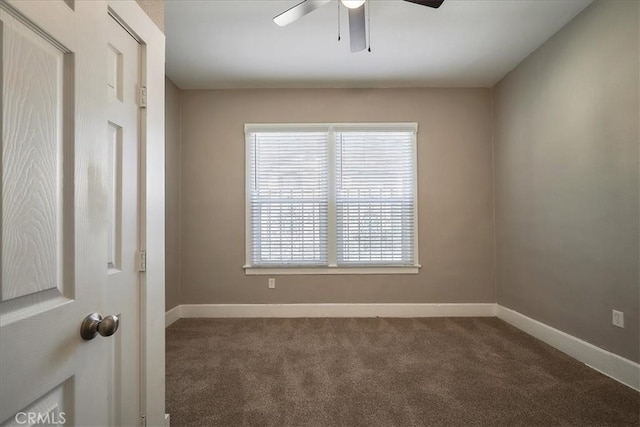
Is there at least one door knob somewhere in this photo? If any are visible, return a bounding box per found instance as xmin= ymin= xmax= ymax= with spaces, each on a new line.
xmin=80 ymin=313 xmax=120 ymax=340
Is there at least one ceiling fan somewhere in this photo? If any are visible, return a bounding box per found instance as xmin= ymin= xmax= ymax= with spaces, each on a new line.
xmin=273 ymin=0 xmax=445 ymax=53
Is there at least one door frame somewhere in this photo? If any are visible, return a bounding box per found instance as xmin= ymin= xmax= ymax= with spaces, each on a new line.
xmin=106 ymin=2 xmax=166 ymax=425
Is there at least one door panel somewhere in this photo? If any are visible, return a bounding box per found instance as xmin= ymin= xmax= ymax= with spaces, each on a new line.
xmin=1 ymin=7 xmax=68 ymax=312
xmin=2 ymin=380 xmax=72 ymax=427
xmin=1 ymin=13 xmax=65 ymax=302
xmin=107 ymin=122 xmax=122 ymax=271
xmin=0 ymin=1 xmax=109 ymax=425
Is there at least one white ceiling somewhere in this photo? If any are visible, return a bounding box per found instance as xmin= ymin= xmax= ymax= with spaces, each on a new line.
xmin=165 ymin=0 xmax=593 ymax=89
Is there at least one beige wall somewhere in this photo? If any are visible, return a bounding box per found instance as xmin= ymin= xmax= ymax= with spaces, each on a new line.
xmin=493 ymin=0 xmax=639 ymax=362
xmin=165 ymin=78 xmax=181 ymax=310
xmin=179 ymin=88 xmax=495 ymax=304
xmin=136 ymin=0 xmax=164 ymax=32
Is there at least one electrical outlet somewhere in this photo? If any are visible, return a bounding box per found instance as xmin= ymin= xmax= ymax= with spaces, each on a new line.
xmin=612 ymin=309 xmax=624 ymax=328
xmin=268 ymin=278 xmax=275 ymax=289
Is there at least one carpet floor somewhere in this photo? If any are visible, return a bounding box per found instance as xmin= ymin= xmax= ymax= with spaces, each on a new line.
xmin=166 ymin=317 xmax=639 ymax=427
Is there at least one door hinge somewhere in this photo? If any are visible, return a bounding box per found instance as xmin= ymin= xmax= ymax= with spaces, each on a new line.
xmin=137 ymin=250 xmax=147 ymax=272
xmin=141 ymin=414 xmax=147 ymax=427
xmin=139 ymin=86 xmax=147 ymax=108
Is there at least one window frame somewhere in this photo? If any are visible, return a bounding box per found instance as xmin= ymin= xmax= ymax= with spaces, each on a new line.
xmin=244 ymin=123 xmax=420 ymax=275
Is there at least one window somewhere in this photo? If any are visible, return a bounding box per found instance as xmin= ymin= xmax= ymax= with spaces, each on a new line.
xmin=245 ymin=123 xmax=419 ymax=274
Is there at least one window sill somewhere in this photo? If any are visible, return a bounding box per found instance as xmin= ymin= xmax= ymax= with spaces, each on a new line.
xmin=243 ymin=265 xmax=421 ymax=275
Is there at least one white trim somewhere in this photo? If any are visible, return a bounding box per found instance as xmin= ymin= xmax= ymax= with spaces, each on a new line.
xmin=244 ymin=122 xmax=418 ymax=133
xmin=244 ymin=131 xmax=253 ymax=267
xmin=497 ymin=305 xmax=640 ymax=391
xmin=244 ymin=266 xmax=420 ymax=275
xmin=411 ymin=126 xmax=420 ymax=265
xmin=333 ymin=123 xmax=418 ymax=133
xmin=164 ymin=303 xmax=640 ymax=390
xmin=245 ymin=122 xmax=420 ymax=270
xmin=170 ymin=303 xmax=496 ymax=319
xmin=165 ymin=305 xmax=181 ymax=328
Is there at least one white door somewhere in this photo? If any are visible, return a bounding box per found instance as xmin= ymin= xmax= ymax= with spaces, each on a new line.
xmin=105 ymin=13 xmax=142 ymax=427
xmin=1 ymin=1 xmax=115 ymax=425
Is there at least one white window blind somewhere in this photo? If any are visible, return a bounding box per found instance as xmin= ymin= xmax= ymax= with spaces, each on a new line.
xmin=336 ymin=131 xmax=416 ymax=266
xmin=248 ymin=131 xmax=328 ymax=266
xmin=245 ymin=123 xmax=418 ymax=273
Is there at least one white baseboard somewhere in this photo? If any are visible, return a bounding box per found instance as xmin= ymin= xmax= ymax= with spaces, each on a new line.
xmin=497 ymin=305 xmax=640 ymax=391
xmin=164 ymin=302 xmax=639 ymax=391
xmin=165 ymin=305 xmax=181 ymax=327
xmin=175 ymin=303 xmax=497 ymax=319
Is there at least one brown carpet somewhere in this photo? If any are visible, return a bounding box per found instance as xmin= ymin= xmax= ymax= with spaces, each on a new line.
xmin=166 ymin=317 xmax=639 ymax=427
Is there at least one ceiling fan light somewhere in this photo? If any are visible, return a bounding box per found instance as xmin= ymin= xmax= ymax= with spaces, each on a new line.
xmin=341 ymin=0 xmax=366 ymax=9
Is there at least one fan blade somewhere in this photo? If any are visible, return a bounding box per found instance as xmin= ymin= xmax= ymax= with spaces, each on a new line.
xmin=273 ymin=0 xmax=332 ymax=27
xmin=403 ymin=0 xmax=444 ymax=8
xmin=348 ymin=4 xmax=366 ymax=52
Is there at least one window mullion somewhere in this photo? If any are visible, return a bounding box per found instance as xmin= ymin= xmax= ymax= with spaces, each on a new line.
xmin=327 ymin=127 xmax=337 ymax=266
